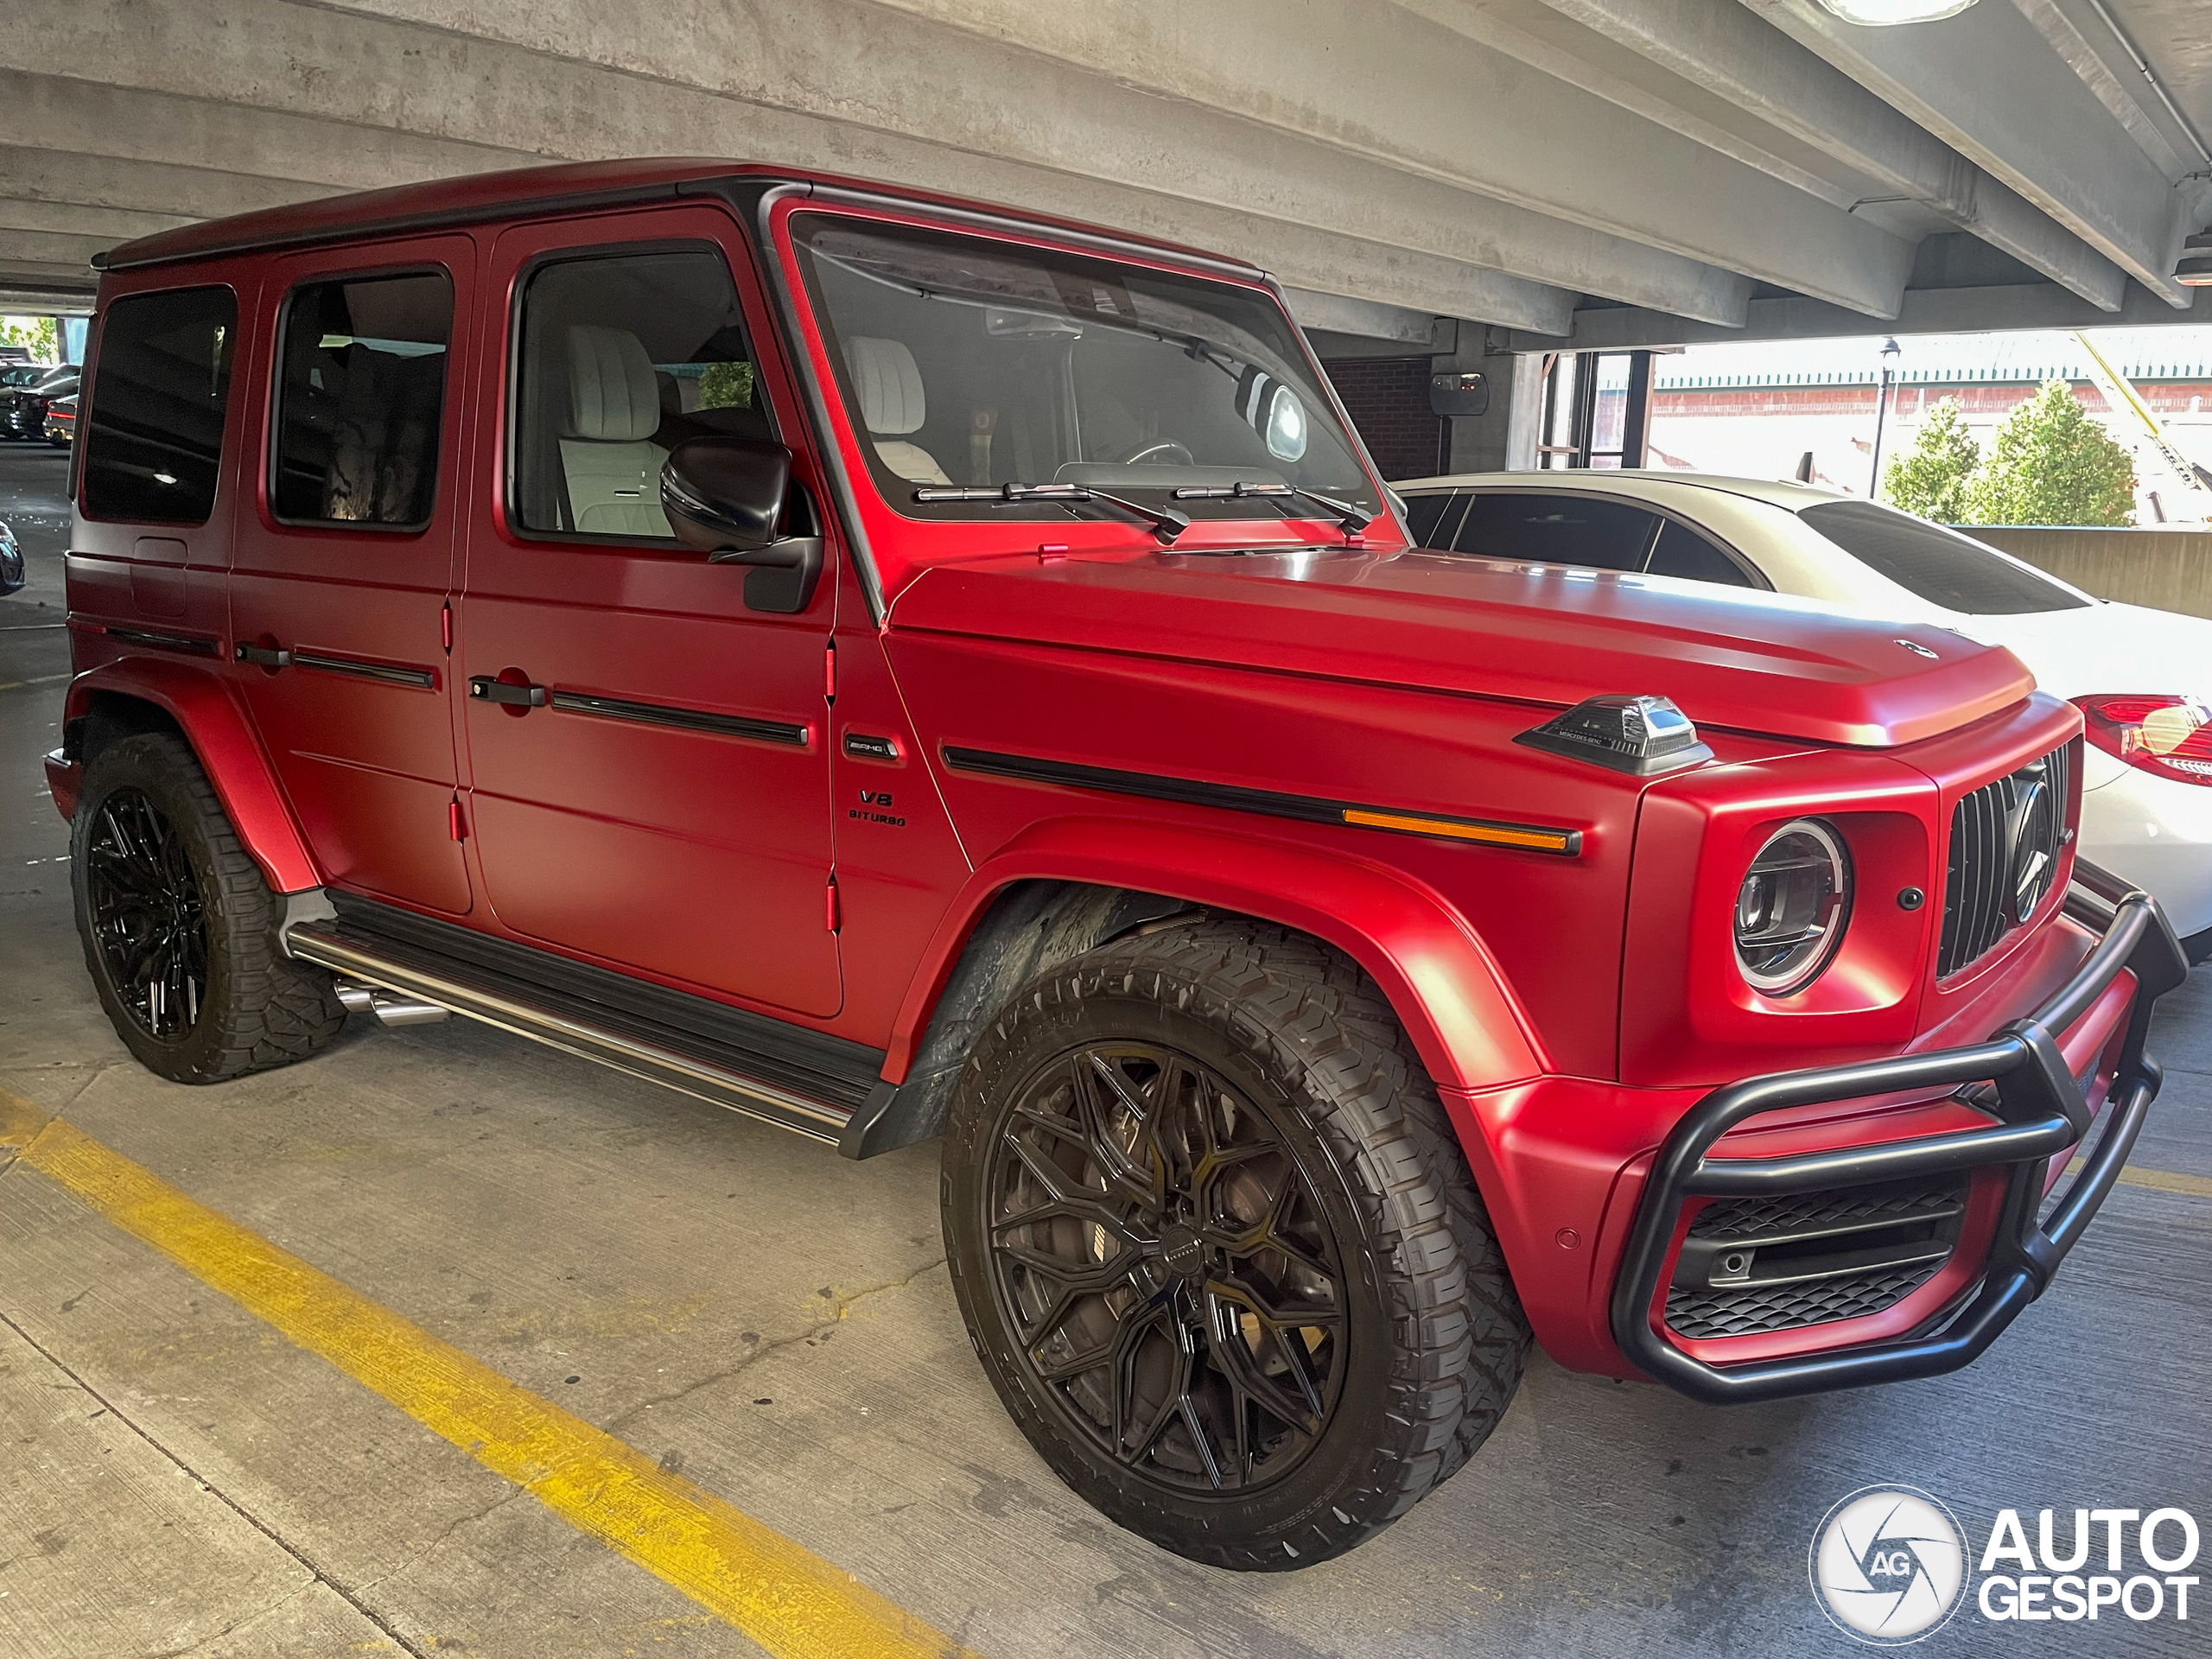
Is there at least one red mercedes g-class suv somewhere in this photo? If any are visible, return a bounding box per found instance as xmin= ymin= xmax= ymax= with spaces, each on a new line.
xmin=48 ymin=160 xmax=2186 ymax=1570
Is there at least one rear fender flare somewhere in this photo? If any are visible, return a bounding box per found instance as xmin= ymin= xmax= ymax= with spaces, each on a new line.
xmin=63 ymin=658 xmax=321 ymax=894
xmin=886 ymin=817 xmax=1547 ymax=1095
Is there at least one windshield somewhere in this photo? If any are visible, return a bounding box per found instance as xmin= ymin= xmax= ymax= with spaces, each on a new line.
xmin=791 ymin=215 xmax=1381 ymax=529
xmin=0 ymin=365 xmax=47 ymax=387
xmin=1798 ymin=500 xmax=2088 ymax=615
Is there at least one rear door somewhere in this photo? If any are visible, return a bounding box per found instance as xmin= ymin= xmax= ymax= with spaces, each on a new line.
xmin=454 ymin=207 xmax=841 ymax=1017
xmin=228 ymin=238 xmax=474 ymax=913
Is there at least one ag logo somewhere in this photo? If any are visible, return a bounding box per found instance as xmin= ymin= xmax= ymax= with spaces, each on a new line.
xmin=1811 ymin=1486 xmax=1970 ymax=1645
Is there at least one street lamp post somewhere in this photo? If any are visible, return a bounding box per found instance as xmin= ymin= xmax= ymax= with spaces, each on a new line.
xmin=1867 ymin=336 xmax=1902 ymax=500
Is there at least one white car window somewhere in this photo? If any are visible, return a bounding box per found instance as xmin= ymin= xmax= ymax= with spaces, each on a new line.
xmin=1798 ymin=501 xmax=2088 ymax=615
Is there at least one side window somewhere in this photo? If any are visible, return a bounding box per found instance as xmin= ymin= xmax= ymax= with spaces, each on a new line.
xmin=82 ymin=286 xmax=237 ymax=524
xmin=1452 ymin=493 xmax=1657 ymax=572
xmin=512 ymin=248 xmax=766 ymax=540
xmin=1645 ymin=518 xmax=1754 ymax=587
xmin=273 ymin=271 xmax=453 ymax=528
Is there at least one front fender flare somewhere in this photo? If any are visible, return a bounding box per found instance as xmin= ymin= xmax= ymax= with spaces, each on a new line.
xmin=885 ymin=816 xmax=1547 ymax=1095
xmin=62 ymin=658 xmax=321 ymax=894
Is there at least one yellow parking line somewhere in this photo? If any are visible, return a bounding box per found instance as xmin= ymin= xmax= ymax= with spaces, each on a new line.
xmin=2064 ymin=1156 xmax=2212 ymax=1199
xmin=0 ymin=1088 xmax=974 ymax=1659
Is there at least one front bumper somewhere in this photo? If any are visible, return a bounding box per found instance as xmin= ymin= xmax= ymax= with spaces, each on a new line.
xmin=1608 ymin=861 xmax=2189 ymax=1404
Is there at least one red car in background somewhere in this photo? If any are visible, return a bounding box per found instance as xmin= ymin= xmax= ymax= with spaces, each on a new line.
xmin=45 ymin=160 xmax=2189 ymax=1568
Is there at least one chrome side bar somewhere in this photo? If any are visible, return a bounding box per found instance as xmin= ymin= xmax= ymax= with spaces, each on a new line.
xmin=288 ymin=919 xmax=851 ymax=1144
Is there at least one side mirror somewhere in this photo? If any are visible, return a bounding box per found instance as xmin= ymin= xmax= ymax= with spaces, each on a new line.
xmin=660 ymin=437 xmax=823 ymax=615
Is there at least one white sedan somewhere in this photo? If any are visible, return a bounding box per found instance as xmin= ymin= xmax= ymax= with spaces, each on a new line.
xmin=1393 ymin=471 xmax=2212 ymax=963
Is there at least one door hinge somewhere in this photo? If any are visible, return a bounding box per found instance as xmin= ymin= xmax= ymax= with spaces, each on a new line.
xmin=823 ymin=641 xmax=837 ymax=703
xmin=441 ymin=601 xmax=452 ymax=653
xmin=448 ymin=795 xmax=467 ymax=842
xmin=824 ymin=874 xmax=841 ymax=934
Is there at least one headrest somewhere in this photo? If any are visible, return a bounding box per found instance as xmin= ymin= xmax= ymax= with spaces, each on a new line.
xmin=564 ymin=325 xmax=660 ymax=443
xmin=842 ymin=335 xmax=926 ymax=435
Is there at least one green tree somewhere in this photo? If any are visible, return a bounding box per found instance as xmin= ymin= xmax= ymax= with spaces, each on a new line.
xmin=1964 ymin=377 xmax=2136 ymax=526
xmin=0 ymin=316 xmax=59 ymax=361
xmin=1882 ymin=395 xmax=1979 ymax=521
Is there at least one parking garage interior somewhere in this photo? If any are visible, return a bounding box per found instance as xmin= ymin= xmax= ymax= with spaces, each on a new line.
xmin=3 ymin=3 xmax=2212 ymax=1656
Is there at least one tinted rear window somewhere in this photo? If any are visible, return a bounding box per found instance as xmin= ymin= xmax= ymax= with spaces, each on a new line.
xmin=1799 ymin=499 xmax=2087 ymax=614
xmin=83 ymin=286 xmax=237 ymax=525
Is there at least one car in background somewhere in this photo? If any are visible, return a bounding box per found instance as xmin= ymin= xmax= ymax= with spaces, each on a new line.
xmin=3 ymin=365 xmax=79 ymax=440
xmin=43 ymin=394 xmax=74 ymax=447
xmin=0 ymin=520 xmax=22 ymax=595
xmin=1395 ymin=472 xmax=2212 ymax=963
xmin=0 ymin=344 xmax=33 ymax=365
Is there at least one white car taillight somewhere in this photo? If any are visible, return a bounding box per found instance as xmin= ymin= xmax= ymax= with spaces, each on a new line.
xmin=2073 ymin=695 xmax=2212 ymax=786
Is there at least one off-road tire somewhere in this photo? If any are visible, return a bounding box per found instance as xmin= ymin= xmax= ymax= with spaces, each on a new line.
xmin=73 ymin=732 xmax=345 ymax=1083
xmin=942 ymin=918 xmax=1529 ymax=1568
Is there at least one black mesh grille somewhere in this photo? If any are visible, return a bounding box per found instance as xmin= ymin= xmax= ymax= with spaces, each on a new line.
xmin=1663 ymin=1174 xmax=1968 ymax=1342
xmin=1938 ymin=741 xmax=2073 ymax=978
xmin=1687 ymin=1181 xmax=1967 ymax=1243
xmin=1667 ymin=1264 xmax=1945 ymax=1340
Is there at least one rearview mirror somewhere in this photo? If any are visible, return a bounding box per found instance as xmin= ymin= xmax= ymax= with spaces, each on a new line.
xmin=660 ymin=437 xmax=824 ymax=614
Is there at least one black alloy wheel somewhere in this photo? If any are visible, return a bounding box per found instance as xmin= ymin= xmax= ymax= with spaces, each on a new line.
xmin=84 ymin=785 xmax=208 ymax=1040
xmin=944 ymin=919 xmax=1529 ymax=1569
xmin=984 ymin=1040 xmax=1347 ymax=1495
xmin=72 ymin=731 xmax=346 ymax=1083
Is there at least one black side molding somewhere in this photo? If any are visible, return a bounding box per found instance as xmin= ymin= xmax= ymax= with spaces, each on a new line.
xmin=943 ymin=746 xmax=1581 ymax=855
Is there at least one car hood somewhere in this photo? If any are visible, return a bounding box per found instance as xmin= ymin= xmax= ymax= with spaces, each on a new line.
xmin=889 ymin=546 xmax=2034 ymax=748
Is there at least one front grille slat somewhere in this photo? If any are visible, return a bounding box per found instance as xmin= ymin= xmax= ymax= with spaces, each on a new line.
xmin=1937 ymin=741 xmax=2069 ymax=979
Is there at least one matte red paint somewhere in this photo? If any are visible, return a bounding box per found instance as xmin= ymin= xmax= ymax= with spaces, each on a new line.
xmin=57 ymin=656 xmax=321 ymax=895
xmin=59 ymin=159 xmax=2140 ymax=1389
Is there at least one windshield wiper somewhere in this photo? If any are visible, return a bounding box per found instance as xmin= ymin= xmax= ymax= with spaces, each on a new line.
xmin=1172 ymin=480 xmax=1372 ymax=537
xmin=913 ymin=482 xmax=1190 ymax=543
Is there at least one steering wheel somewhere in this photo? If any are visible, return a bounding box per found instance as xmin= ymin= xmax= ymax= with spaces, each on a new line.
xmin=1119 ymin=440 xmax=1194 ymax=467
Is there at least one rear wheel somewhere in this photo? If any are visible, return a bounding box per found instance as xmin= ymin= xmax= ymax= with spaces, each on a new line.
xmin=943 ymin=918 xmax=1528 ymax=1568
xmin=72 ymin=732 xmax=345 ymax=1083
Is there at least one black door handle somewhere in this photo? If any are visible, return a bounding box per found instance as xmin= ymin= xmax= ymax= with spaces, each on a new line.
xmin=235 ymin=642 xmax=290 ymax=668
xmin=468 ymin=676 xmax=547 ymax=708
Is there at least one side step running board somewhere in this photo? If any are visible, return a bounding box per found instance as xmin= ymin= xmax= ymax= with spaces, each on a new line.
xmin=285 ymin=914 xmax=858 ymax=1145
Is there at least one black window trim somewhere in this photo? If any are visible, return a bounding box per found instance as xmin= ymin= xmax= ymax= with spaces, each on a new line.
xmin=502 ymin=234 xmax=779 ymax=554
xmin=1396 ymin=484 xmax=1773 ymax=592
xmin=77 ymin=281 xmax=240 ymax=529
xmin=266 ymin=259 xmax=457 ymax=537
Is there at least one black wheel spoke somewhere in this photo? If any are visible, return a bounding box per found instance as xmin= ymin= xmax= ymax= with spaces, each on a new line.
xmin=986 ymin=1036 xmax=1348 ymax=1496
xmin=85 ymin=787 xmax=207 ymax=1044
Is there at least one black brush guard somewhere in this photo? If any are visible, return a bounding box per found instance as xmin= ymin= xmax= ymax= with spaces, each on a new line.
xmin=1611 ymin=861 xmax=2190 ymax=1404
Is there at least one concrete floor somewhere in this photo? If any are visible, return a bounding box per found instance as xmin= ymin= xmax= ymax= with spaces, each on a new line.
xmin=0 ymin=439 xmax=2206 ymax=1659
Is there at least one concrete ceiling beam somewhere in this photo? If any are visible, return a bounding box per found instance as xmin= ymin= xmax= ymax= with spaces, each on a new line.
xmin=1745 ymin=0 xmax=2199 ymax=306
xmin=1532 ymin=0 xmax=2131 ymax=310
xmin=4 ymin=0 xmax=1719 ymax=329
xmin=834 ymin=0 xmax=1910 ymax=315
xmin=1507 ymin=277 xmax=2212 ymax=352
xmin=0 ymin=141 xmax=338 ymax=226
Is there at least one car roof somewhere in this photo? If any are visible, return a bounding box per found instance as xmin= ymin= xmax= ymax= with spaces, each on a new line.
xmin=1392 ymin=470 xmax=1848 ymax=512
xmin=94 ymin=157 xmax=1263 ymax=281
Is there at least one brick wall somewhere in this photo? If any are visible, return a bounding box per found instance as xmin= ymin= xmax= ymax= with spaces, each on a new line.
xmin=1321 ymin=357 xmax=1446 ymax=481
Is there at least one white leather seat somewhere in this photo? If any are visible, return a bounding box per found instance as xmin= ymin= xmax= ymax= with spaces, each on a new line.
xmin=558 ymin=324 xmax=672 ymax=537
xmin=842 ymin=335 xmax=951 ymax=486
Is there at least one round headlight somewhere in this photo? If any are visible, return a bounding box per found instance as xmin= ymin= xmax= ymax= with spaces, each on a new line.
xmin=1733 ymin=818 xmax=1852 ymax=995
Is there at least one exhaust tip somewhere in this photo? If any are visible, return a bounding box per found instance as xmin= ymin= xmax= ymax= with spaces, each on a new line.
xmin=334 ymin=982 xmax=450 ymax=1027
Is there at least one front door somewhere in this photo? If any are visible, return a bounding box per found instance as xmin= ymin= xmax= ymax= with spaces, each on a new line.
xmin=228 ymin=238 xmax=474 ymax=914
xmin=455 ymin=209 xmax=841 ymax=1017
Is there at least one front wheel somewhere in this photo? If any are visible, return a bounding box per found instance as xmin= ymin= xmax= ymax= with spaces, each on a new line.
xmin=943 ymin=919 xmax=1528 ymax=1568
